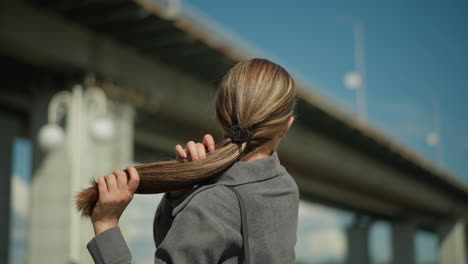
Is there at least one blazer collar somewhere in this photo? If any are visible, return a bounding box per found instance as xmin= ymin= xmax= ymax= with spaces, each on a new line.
xmin=168 ymin=150 xmax=285 ymax=216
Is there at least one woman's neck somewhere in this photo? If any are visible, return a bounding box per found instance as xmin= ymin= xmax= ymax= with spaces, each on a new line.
xmin=243 ymin=151 xmax=271 ymax=162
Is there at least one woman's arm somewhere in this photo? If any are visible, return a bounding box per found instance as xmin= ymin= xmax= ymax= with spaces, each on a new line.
xmin=86 ymin=166 xmax=139 ymax=264
xmin=87 ymin=226 xmax=132 ymax=264
xmin=87 ymin=186 xmax=233 ymax=264
xmin=86 ymin=134 xmax=216 ymax=263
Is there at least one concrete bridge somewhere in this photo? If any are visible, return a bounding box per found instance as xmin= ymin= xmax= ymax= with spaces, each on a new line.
xmin=0 ymin=1 xmax=466 ymax=263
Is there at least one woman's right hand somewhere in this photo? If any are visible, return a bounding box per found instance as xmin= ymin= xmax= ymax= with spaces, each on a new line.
xmin=175 ymin=134 xmax=216 ymax=161
xmin=169 ymin=134 xmax=216 ymax=199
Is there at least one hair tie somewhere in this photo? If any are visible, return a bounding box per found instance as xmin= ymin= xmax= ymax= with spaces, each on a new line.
xmin=228 ymin=124 xmax=255 ymax=145
xmin=229 ymin=104 xmax=257 ymax=153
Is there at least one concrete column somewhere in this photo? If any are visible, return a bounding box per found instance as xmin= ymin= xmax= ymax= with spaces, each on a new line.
xmin=438 ymin=219 xmax=467 ymax=264
xmin=392 ymin=219 xmax=416 ymax=264
xmin=346 ymin=215 xmax=371 ymax=264
xmin=28 ymin=95 xmax=135 ymax=264
xmin=79 ymin=101 xmax=135 ymax=263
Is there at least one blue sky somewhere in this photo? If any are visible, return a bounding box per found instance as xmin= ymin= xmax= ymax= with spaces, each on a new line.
xmin=182 ymin=0 xmax=468 ymax=182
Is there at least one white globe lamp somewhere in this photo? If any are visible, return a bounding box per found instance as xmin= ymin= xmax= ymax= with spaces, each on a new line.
xmin=344 ymin=72 xmax=362 ymax=90
xmin=89 ymin=116 xmax=114 ymax=142
xmin=426 ymin=131 xmax=439 ymax=147
xmin=38 ymin=123 xmax=65 ymax=151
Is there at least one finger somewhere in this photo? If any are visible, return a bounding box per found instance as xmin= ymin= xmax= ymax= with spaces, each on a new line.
xmin=97 ymin=176 xmax=108 ymax=199
xmin=114 ymin=170 xmax=127 ymax=191
xmin=175 ymin=144 xmax=187 ymax=160
xmin=196 ymin=142 xmax=206 ymax=159
xmin=126 ymin=166 xmax=140 ymax=193
xmin=105 ymin=174 xmax=118 ymax=193
xmin=203 ymin=134 xmax=215 ymax=152
xmin=185 ymin=141 xmax=198 ymax=161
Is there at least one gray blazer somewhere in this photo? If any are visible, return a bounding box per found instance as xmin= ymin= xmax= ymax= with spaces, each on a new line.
xmin=87 ymin=151 xmax=299 ymax=264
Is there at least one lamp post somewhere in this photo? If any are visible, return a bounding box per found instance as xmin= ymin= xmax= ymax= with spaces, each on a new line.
xmin=38 ymin=84 xmax=114 ymax=264
xmin=426 ymin=100 xmax=443 ymax=167
xmin=344 ymin=19 xmax=367 ymax=122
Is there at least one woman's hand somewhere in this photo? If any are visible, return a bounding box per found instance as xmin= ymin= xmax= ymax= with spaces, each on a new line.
xmin=169 ymin=134 xmax=216 ymax=199
xmin=91 ymin=166 xmax=140 ymax=235
xmin=175 ymin=134 xmax=216 ymax=161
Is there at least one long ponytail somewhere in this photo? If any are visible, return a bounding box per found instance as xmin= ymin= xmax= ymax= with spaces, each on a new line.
xmin=76 ymin=58 xmax=297 ymax=216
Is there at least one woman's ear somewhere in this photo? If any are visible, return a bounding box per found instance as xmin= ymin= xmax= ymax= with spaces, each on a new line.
xmin=279 ymin=116 xmax=295 ymax=139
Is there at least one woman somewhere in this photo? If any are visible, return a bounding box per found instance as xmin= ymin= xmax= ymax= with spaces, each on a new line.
xmin=86 ymin=58 xmax=299 ymax=263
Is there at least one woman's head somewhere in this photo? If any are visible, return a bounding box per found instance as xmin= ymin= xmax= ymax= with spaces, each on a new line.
xmin=216 ymin=58 xmax=297 ymax=160
xmin=76 ymin=58 xmax=297 ymax=216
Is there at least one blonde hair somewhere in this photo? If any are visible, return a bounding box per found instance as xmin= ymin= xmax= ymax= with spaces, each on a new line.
xmin=76 ymin=58 xmax=297 ymax=216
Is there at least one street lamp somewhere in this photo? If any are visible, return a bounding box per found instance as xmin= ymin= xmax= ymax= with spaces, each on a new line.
xmin=343 ymin=19 xmax=367 ymax=122
xmin=38 ymin=84 xmax=114 ymax=264
xmin=426 ymin=100 xmax=443 ymax=166
xmin=344 ymin=71 xmax=363 ymax=90
xmin=38 ymin=123 xmax=65 ymax=151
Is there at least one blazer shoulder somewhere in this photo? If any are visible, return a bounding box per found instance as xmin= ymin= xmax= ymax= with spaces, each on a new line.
xmin=172 ymin=184 xmax=239 ymax=217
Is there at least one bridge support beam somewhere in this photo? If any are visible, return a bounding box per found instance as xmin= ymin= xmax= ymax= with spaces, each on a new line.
xmin=392 ymin=219 xmax=415 ymax=264
xmin=438 ymin=219 xmax=467 ymax=264
xmin=346 ymin=215 xmax=371 ymax=264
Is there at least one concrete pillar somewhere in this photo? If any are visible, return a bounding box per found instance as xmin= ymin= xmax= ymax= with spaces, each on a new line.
xmin=346 ymin=215 xmax=371 ymax=264
xmin=28 ymin=95 xmax=135 ymax=264
xmin=392 ymin=219 xmax=415 ymax=264
xmin=79 ymin=101 xmax=135 ymax=263
xmin=438 ymin=219 xmax=467 ymax=264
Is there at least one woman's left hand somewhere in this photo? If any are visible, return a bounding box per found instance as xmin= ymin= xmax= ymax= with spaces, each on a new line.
xmin=91 ymin=166 xmax=140 ymax=235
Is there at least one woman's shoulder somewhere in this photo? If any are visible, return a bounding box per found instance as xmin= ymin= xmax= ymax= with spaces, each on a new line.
xmin=189 ymin=185 xmax=239 ymax=209
xmin=170 ymin=184 xmax=239 ymax=218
